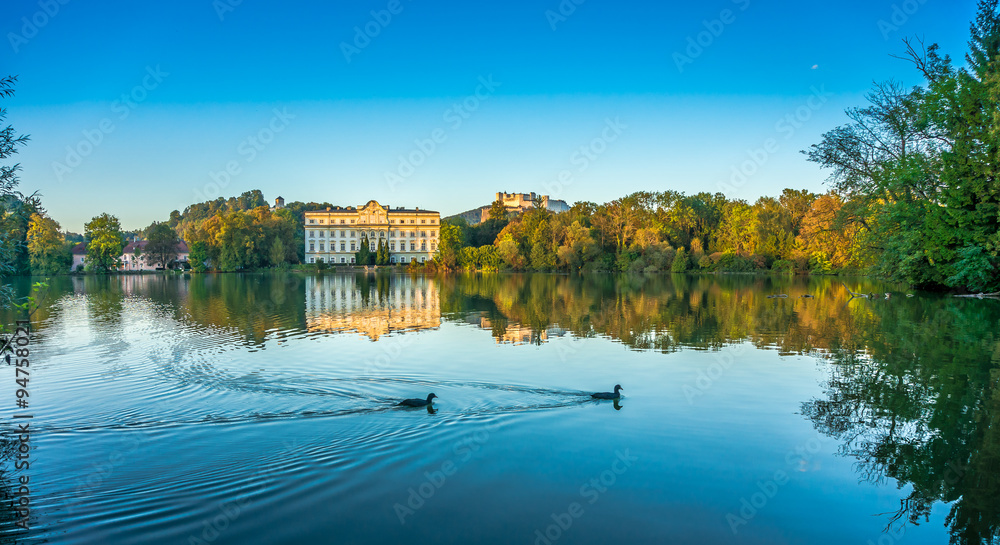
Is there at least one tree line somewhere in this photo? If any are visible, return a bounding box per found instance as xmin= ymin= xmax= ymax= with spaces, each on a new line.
xmin=4 ymin=2 xmax=1000 ymax=290
xmin=432 ymin=3 xmax=1000 ymax=292
xmin=433 ymin=189 xmax=851 ymax=276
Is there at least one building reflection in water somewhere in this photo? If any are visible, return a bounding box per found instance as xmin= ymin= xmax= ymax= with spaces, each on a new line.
xmin=454 ymin=313 xmax=567 ymax=346
xmin=305 ymin=274 xmax=441 ymax=340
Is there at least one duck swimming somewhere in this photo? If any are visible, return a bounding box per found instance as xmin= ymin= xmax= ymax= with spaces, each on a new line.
xmin=398 ymin=393 xmax=437 ymax=407
xmin=592 ymin=385 xmax=623 ymax=400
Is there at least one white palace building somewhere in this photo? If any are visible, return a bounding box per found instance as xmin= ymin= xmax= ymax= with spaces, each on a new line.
xmin=304 ymin=200 xmax=440 ymax=265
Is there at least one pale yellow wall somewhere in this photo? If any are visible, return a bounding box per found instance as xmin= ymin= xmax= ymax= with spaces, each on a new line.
xmin=303 ymin=203 xmax=439 ymax=265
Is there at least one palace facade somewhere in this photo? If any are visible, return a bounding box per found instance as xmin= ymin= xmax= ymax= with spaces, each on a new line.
xmin=303 ymin=200 xmax=440 ymax=265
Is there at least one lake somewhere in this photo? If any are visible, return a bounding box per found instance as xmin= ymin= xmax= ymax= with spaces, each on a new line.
xmin=1 ymin=272 xmax=998 ymax=544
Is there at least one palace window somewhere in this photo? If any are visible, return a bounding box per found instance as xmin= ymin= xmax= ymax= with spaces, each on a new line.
xmin=309 ymin=257 xmax=314 ymax=263
xmin=320 ymin=220 xmax=324 ymax=224
xmin=391 ymin=257 xmax=396 ymax=263
xmin=340 ymin=243 xmax=345 ymax=252
xmin=410 ymin=231 xmax=415 ymax=238
xmin=319 ymin=243 xmax=325 ymax=251
xmin=431 ymin=243 xmax=436 ymax=251
xmin=309 ymin=244 xmax=315 ymax=252
xmin=308 ymin=219 xmax=315 ymax=224
xmin=410 ymin=219 xmax=415 ymax=224
xmin=420 ymin=242 xmax=426 ymax=251
xmin=421 ymin=219 xmax=426 ymax=224
xmin=390 ymin=242 xmax=395 ymax=251
xmin=341 ymin=257 xmax=346 ymax=263
xmin=410 ymin=242 xmax=415 ymax=251
xmin=420 ymin=231 xmax=426 ymax=237
xmin=309 ymin=231 xmax=314 ymax=238
xmin=350 ymin=220 xmax=355 ymax=224
xmin=340 ymin=219 xmax=345 ymax=224
xmin=350 ymin=243 xmax=356 ymax=251
xmin=350 ymin=231 xmax=355 ymax=237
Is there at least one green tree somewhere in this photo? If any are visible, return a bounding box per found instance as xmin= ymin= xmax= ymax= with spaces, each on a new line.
xmin=27 ymin=213 xmax=69 ymax=275
xmin=269 ymin=237 xmax=287 ymax=268
xmin=434 ymin=223 xmax=463 ymax=269
xmin=84 ymin=213 xmax=126 ymax=273
xmin=671 ymin=247 xmax=689 ymax=272
xmin=144 ymin=222 xmax=180 ymax=269
xmin=805 ymin=3 xmax=1000 ymax=290
xmin=488 ymin=199 xmax=508 ymax=222
xmin=356 ymin=235 xmax=372 ymax=266
xmin=1 ymin=75 xmax=30 ymax=307
xmin=496 ymin=232 xmax=524 ymax=270
xmin=476 ymin=245 xmax=501 ymax=271
xmin=715 ymin=200 xmax=759 ymax=256
xmin=529 ymin=220 xmax=555 ymax=271
xmin=188 ymin=241 xmax=209 ymax=272
xmin=376 ymin=239 xmax=389 ymax=266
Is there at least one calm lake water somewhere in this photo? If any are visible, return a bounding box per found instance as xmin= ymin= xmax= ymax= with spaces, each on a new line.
xmin=2 ymin=272 xmax=998 ymax=544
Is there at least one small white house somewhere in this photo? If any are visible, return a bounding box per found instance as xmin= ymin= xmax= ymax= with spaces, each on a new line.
xmin=70 ymin=241 xmax=190 ymax=271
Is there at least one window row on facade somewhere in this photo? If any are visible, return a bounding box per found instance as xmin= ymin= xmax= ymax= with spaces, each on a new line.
xmin=308 ymin=255 xmax=428 ymax=264
xmin=307 ymin=218 xmax=437 ymax=225
xmin=308 ymin=241 xmax=436 ymax=252
xmin=306 ymin=230 xmax=437 ymax=239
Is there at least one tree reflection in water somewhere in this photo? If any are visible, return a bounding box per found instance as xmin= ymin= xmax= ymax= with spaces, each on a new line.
xmin=1 ymin=272 xmax=997 ymax=542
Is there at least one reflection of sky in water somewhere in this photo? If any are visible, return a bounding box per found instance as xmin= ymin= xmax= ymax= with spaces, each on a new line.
xmin=2 ymin=273 xmax=992 ymax=544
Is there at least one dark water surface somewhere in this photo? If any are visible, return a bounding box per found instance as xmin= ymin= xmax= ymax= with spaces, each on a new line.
xmin=2 ymin=272 xmax=999 ymax=544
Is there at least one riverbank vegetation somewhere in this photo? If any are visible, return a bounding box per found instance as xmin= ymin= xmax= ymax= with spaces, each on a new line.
xmin=433 ymin=3 xmax=1000 ymax=293
xmin=4 ymin=5 xmax=1000 ymax=292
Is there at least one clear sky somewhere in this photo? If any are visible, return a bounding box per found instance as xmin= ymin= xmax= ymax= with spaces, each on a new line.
xmin=1 ymin=0 xmax=979 ymax=232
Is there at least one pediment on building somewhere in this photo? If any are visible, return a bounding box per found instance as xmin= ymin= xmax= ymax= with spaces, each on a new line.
xmin=359 ymin=200 xmax=388 ymax=225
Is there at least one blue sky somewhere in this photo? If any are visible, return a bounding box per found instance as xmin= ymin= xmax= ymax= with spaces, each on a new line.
xmin=1 ymin=0 xmax=979 ymax=231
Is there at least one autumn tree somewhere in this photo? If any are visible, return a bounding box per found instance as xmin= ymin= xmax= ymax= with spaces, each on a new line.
xmin=27 ymin=213 xmax=69 ymax=275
